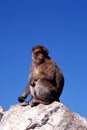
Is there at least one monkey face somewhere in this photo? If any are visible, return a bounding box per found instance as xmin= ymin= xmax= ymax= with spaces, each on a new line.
xmin=32 ymin=50 xmax=45 ymax=65
xmin=32 ymin=45 xmax=49 ymax=65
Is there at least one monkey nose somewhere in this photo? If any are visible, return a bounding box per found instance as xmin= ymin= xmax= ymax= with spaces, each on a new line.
xmin=39 ymin=54 xmax=43 ymax=59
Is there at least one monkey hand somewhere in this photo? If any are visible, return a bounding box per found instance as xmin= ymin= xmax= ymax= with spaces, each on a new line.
xmin=18 ymin=96 xmax=25 ymax=103
xmin=29 ymin=79 xmax=36 ymax=87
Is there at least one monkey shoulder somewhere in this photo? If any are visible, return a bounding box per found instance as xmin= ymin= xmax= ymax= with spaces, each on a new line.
xmin=45 ymin=59 xmax=56 ymax=67
xmin=46 ymin=59 xmax=61 ymax=72
xmin=30 ymin=64 xmax=36 ymax=71
xmin=47 ymin=59 xmax=64 ymax=79
xmin=43 ymin=59 xmax=59 ymax=74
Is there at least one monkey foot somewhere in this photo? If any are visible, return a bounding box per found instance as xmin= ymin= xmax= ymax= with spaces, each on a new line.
xmin=29 ymin=101 xmax=39 ymax=107
xmin=20 ymin=101 xmax=29 ymax=106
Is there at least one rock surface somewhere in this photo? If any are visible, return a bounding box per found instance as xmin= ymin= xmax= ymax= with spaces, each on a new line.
xmin=0 ymin=102 xmax=87 ymax=130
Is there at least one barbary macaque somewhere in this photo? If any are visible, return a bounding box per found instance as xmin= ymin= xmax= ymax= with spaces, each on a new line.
xmin=18 ymin=45 xmax=64 ymax=107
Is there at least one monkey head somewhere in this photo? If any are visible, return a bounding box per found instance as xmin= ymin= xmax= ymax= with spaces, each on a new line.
xmin=32 ymin=45 xmax=49 ymax=65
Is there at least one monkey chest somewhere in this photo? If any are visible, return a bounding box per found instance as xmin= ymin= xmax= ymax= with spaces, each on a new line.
xmin=30 ymin=65 xmax=55 ymax=80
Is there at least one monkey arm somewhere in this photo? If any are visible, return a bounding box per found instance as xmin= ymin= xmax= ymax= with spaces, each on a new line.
xmin=18 ymin=81 xmax=30 ymax=103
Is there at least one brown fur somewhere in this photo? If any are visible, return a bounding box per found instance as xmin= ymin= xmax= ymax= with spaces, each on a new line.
xmin=18 ymin=45 xmax=64 ymax=107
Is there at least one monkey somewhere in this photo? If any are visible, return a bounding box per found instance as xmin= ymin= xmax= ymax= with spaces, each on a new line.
xmin=18 ymin=45 xmax=64 ymax=107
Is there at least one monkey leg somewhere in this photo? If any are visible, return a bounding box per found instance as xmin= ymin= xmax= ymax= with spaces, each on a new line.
xmin=29 ymin=98 xmax=51 ymax=107
xmin=30 ymin=79 xmax=55 ymax=106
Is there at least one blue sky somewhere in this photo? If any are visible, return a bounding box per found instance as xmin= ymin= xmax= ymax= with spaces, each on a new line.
xmin=0 ymin=0 xmax=87 ymax=117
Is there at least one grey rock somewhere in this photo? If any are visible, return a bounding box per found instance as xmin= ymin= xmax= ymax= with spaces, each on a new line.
xmin=0 ymin=102 xmax=87 ymax=130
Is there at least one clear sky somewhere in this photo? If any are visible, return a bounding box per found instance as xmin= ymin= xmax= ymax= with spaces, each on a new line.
xmin=0 ymin=0 xmax=87 ymax=117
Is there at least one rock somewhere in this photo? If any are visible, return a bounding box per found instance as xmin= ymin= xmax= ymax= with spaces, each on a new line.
xmin=0 ymin=106 xmax=4 ymax=122
xmin=0 ymin=102 xmax=87 ymax=130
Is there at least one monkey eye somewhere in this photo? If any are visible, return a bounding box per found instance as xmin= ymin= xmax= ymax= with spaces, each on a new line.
xmin=36 ymin=51 xmax=42 ymax=55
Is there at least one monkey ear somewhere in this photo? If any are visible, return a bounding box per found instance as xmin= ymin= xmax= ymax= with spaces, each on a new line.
xmin=43 ymin=47 xmax=49 ymax=56
xmin=32 ymin=47 xmax=35 ymax=52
